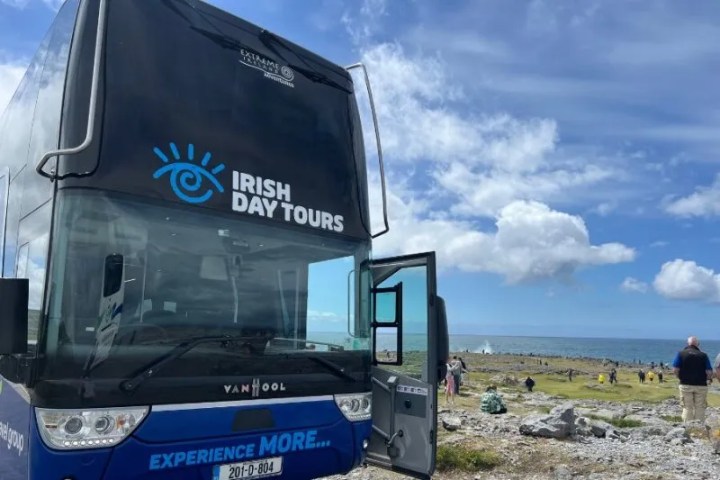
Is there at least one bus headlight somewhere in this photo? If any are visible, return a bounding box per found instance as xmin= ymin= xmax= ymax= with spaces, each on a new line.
xmin=35 ymin=407 xmax=148 ymax=450
xmin=334 ymin=393 xmax=371 ymax=421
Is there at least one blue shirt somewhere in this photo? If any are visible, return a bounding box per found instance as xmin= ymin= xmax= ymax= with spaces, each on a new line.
xmin=672 ymin=351 xmax=712 ymax=370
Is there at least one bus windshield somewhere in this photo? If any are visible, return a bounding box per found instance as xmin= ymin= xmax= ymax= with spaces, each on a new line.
xmin=36 ymin=190 xmax=371 ymax=407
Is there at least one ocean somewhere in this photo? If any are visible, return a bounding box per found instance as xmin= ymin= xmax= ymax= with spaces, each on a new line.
xmin=314 ymin=333 xmax=720 ymax=365
xmin=444 ymin=335 xmax=720 ymax=365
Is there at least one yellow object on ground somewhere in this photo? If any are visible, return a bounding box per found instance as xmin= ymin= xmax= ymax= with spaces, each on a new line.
xmin=598 ymin=374 xmax=606 ymax=384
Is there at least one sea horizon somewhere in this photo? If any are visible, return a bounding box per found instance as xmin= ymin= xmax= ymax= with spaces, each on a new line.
xmin=312 ymin=332 xmax=720 ymax=365
xmin=447 ymin=333 xmax=720 ymax=342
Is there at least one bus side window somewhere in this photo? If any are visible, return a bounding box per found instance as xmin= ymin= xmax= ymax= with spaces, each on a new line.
xmin=16 ymin=202 xmax=52 ymax=345
xmin=0 ymin=170 xmax=7 ymax=274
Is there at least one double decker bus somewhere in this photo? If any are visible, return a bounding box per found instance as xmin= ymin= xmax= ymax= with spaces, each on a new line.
xmin=0 ymin=1 xmax=448 ymax=479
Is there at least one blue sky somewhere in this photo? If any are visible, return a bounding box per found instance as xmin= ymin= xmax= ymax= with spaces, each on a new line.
xmin=2 ymin=0 xmax=720 ymax=341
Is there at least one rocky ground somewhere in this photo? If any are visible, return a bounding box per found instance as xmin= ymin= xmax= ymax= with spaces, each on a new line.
xmin=324 ymin=354 xmax=720 ymax=479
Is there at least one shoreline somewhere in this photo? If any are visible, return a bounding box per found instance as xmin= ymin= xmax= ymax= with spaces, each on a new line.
xmin=452 ymin=351 xmax=666 ymax=368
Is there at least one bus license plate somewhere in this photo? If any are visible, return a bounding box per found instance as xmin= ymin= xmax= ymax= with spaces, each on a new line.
xmin=213 ymin=457 xmax=283 ymax=480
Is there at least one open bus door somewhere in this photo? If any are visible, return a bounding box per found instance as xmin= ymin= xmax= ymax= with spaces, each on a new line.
xmin=365 ymin=252 xmax=449 ymax=479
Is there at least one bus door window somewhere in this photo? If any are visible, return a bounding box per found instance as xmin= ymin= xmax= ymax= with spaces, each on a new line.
xmin=372 ymin=265 xmax=430 ymax=380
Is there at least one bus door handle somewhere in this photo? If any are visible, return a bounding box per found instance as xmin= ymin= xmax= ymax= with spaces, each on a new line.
xmin=371 ymin=375 xmax=402 ymax=457
xmin=36 ymin=0 xmax=108 ymax=180
xmin=345 ymin=63 xmax=389 ymax=239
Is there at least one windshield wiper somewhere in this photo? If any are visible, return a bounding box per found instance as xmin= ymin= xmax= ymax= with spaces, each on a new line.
xmin=307 ymin=355 xmax=357 ymax=383
xmin=119 ymin=335 xmax=255 ymax=393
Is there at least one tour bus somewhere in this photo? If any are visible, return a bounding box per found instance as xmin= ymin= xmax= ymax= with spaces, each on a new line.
xmin=0 ymin=0 xmax=449 ymax=479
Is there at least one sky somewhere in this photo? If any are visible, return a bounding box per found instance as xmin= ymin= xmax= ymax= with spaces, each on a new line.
xmin=2 ymin=0 xmax=720 ymax=341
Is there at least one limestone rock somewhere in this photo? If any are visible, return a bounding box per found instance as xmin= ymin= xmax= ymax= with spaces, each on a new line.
xmin=664 ymin=426 xmax=691 ymax=445
xmin=520 ymin=404 xmax=576 ymax=439
xmin=442 ymin=416 xmax=462 ymax=431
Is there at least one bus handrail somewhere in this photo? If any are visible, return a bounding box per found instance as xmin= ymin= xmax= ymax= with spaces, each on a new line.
xmin=36 ymin=0 xmax=108 ymax=180
xmin=346 ymin=63 xmax=390 ymax=239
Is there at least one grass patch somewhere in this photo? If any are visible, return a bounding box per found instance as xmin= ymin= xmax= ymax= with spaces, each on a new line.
xmin=587 ymin=414 xmax=643 ymax=428
xmin=427 ymin=353 xmax=720 ymax=409
xmin=436 ymin=444 xmax=502 ymax=472
xmin=662 ymin=415 xmax=683 ymax=423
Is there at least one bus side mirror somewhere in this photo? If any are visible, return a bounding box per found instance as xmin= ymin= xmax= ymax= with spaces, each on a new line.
xmin=436 ymin=296 xmax=449 ymax=380
xmin=0 ymin=278 xmax=29 ymax=355
xmin=103 ymin=254 xmax=124 ymax=297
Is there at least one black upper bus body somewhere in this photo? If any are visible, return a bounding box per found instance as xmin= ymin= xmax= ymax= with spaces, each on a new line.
xmin=0 ymin=0 xmax=372 ymax=408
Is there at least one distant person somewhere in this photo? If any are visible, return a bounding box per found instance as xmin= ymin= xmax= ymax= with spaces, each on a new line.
xmin=524 ymin=376 xmax=535 ymax=392
xmin=568 ymin=369 xmax=574 ymax=382
xmin=647 ymin=370 xmax=655 ymax=382
xmin=609 ymin=368 xmax=617 ymax=384
xmin=598 ymin=373 xmax=606 ymax=384
xmin=444 ymin=357 xmax=456 ymax=406
xmin=450 ymin=356 xmax=463 ymax=395
xmin=480 ymin=386 xmax=507 ymax=414
xmin=651 ymin=361 xmax=656 ymax=370
xmin=638 ymin=369 xmax=645 ymax=383
xmin=658 ymin=370 xmax=664 ymax=383
xmin=459 ymin=357 xmax=469 ymax=387
xmin=459 ymin=356 xmax=468 ymax=371
xmin=672 ymin=336 xmax=713 ymax=423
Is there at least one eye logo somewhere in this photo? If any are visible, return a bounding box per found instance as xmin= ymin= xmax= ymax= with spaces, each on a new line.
xmin=152 ymin=142 xmax=225 ymax=204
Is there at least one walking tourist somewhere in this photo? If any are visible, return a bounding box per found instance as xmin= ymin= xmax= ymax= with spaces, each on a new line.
xmin=672 ymin=336 xmax=713 ymax=423
xmin=459 ymin=357 xmax=469 ymax=387
xmin=524 ymin=376 xmax=535 ymax=392
xmin=445 ymin=357 xmax=456 ymax=406
xmin=450 ymin=356 xmax=463 ymax=394
xmin=638 ymin=369 xmax=645 ymax=383
xmin=609 ymin=368 xmax=617 ymax=384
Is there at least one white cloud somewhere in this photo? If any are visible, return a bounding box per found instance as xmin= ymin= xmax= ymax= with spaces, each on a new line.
xmin=373 ymin=182 xmax=635 ymax=283
xmin=42 ymin=0 xmax=64 ymax=11
xmin=307 ymin=310 xmax=343 ymax=323
xmin=650 ymin=240 xmax=668 ymax=248
xmin=620 ymin=277 xmax=648 ymax=294
xmin=0 ymin=60 xmax=25 ymax=114
xmin=361 ymin=43 xmax=553 ymax=172
xmin=355 ymin=42 xmax=623 ymax=219
xmin=0 ymin=0 xmax=30 ymax=8
xmin=653 ymin=259 xmax=720 ymax=302
xmin=665 ymin=175 xmax=720 ymax=217
xmin=593 ymin=202 xmax=616 ymax=217
xmin=440 ymin=161 xmax=615 ymax=218
xmin=1 ymin=0 xmax=63 ymax=10
xmin=346 ymin=9 xmax=635 ymax=284
xmin=342 ymin=0 xmax=387 ymax=46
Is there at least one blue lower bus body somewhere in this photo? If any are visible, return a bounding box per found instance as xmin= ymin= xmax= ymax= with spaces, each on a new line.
xmin=0 ymin=384 xmax=372 ymax=480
